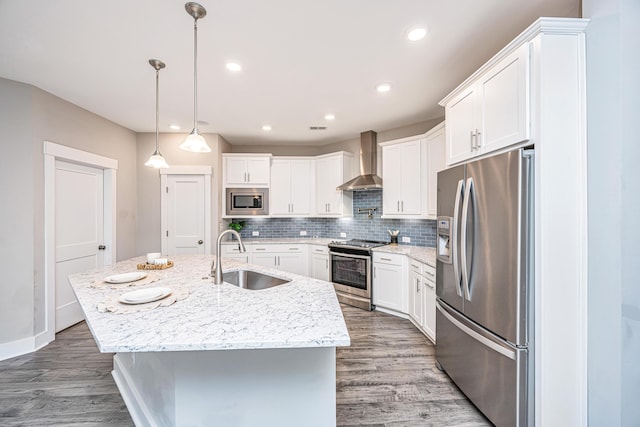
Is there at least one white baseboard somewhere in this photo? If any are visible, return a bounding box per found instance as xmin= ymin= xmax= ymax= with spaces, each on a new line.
xmin=0 ymin=336 xmax=36 ymax=361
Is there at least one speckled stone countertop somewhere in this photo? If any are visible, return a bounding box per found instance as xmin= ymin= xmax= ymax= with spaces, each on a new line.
xmin=373 ymin=245 xmax=436 ymax=267
xmin=68 ymin=255 xmax=350 ymax=353
xmin=225 ymin=238 xmax=437 ymax=267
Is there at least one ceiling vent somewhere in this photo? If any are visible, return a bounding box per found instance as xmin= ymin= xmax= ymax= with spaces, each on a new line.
xmin=309 ymin=125 xmax=328 ymax=130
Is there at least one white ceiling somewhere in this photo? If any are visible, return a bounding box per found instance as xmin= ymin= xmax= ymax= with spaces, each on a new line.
xmin=0 ymin=0 xmax=579 ymax=146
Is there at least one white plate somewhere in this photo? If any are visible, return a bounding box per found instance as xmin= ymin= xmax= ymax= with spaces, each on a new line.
xmin=104 ymin=272 xmax=147 ymax=284
xmin=119 ymin=287 xmax=172 ymax=305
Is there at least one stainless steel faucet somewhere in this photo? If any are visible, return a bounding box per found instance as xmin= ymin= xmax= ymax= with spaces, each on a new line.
xmin=212 ymin=229 xmax=247 ymax=284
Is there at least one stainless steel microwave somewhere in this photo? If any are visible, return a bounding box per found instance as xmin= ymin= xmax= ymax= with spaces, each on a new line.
xmin=226 ymin=188 xmax=269 ymax=216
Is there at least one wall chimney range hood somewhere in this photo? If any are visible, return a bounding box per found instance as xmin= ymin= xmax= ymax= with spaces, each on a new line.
xmin=337 ymin=130 xmax=382 ymax=191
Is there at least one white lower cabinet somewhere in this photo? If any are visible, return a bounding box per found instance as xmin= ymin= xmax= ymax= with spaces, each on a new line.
xmin=309 ymin=245 xmax=330 ymax=281
xmin=372 ymin=253 xmax=407 ymax=313
xmin=220 ymin=244 xmax=250 ymax=263
xmin=407 ymin=259 xmax=436 ymax=343
xmin=250 ymin=244 xmax=308 ymax=276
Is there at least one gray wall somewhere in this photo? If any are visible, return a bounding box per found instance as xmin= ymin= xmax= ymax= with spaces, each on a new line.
xmin=584 ymin=0 xmax=640 ymax=424
xmin=0 ymin=77 xmax=138 ymax=344
xmin=136 ymin=133 xmax=226 ymax=255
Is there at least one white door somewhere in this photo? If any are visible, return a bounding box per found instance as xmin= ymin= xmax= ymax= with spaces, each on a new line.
xmin=166 ymin=175 xmax=206 ymax=255
xmin=55 ymin=160 xmax=104 ymax=332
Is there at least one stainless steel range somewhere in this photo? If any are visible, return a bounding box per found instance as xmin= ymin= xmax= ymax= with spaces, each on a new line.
xmin=328 ymin=239 xmax=388 ymax=311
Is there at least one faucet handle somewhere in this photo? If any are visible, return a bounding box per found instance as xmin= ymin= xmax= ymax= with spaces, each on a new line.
xmin=210 ymin=259 xmax=216 ymax=276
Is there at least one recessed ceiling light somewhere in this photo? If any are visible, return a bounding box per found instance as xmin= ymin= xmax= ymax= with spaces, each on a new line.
xmin=226 ymin=62 xmax=242 ymax=72
xmin=325 ymin=114 xmax=335 ymax=120
xmin=262 ymin=125 xmax=272 ymax=131
xmin=169 ymin=124 xmax=181 ymax=130
xmin=376 ymin=83 xmax=392 ymax=93
xmin=407 ymin=27 xmax=428 ymax=41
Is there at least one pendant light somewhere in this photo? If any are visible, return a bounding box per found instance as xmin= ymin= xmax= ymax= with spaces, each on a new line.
xmin=180 ymin=2 xmax=211 ymax=153
xmin=145 ymin=59 xmax=170 ymax=169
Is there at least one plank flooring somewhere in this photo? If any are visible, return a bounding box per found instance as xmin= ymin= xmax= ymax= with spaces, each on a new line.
xmin=0 ymin=305 xmax=490 ymax=426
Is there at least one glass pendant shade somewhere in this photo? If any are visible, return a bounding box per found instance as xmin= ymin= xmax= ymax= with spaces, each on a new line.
xmin=180 ymin=129 xmax=211 ymax=152
xmin=145 ymin=150 xmax=170 ymax=168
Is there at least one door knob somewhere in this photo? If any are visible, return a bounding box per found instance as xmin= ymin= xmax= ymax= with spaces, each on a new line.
xmin=198 ymin=240 xmax=204 ymax=245
xmin=98 ymin=245 xmax=106 ymax=250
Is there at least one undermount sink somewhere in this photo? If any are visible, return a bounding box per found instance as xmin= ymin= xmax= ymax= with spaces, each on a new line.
xmin=222 ymin=270 xmax=290 ymax=290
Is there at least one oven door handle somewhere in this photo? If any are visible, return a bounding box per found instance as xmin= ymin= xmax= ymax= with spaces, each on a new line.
xmin=329 ymin=251 xmax=372 ymax=260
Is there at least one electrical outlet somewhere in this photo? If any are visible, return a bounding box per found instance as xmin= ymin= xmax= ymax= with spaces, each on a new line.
xmin=299 ymin=230 xmax=307 ymax=236
xmin=402 ymin=236 xmax=411 ymax=243
xmin=252 ymin=231 xmax=260 ymax=236
xmin=340 ymin=232 xmax=347 ymax=238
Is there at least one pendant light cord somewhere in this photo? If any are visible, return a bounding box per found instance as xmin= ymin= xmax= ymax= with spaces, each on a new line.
xmin=155 ymin=67 xmax=160 ymax=151
xmin=193 ymin=18 xmax=199 ymax=132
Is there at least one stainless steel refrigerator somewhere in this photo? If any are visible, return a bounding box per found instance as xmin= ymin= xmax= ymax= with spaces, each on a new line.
xmin=436 ymin=148 xmax=534 ymax=427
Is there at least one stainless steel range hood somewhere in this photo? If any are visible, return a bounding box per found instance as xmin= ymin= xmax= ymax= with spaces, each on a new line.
xmin=337 ymin=130 xmax=382 ymax=191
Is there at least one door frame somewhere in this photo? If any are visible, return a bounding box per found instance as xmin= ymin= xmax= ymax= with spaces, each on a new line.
xmin=42 ymin=141 xmax=117 ymax=347
xmin=160 ymin=166 xmax=212 ymax=255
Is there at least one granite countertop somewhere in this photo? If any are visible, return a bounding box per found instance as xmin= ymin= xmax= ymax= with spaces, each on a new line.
xmin=373 ymin=245 xmax=436 ymax=267
xmin=226 ymin=238 xmax=437 ymax=267
xmin=68 ymin=255 xmax=350 ymax=353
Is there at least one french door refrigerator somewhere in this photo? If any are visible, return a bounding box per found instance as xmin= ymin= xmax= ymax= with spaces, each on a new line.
xmin=436 ymin=148 xmax=534 ymax=427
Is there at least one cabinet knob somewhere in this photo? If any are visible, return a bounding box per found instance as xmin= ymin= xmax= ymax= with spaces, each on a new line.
xmin=98 ymin=245 xmax=106 ymax=250
xmin=198 ymin=240 xmax=204 ymax=245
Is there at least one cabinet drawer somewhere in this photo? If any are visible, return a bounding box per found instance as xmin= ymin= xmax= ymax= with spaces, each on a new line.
xmin=373 ymin=252 xmax=404 ymax=266
xmin=309 ymin=245 xmax=329 ymax=255
xmin=423 ymin=264 xmax=436 ymax=279
xmin=408 ymin=260 xmax=423 ymax=274
xmin=251 ymin=244 xmax=304 ymax=253
xmin=221 ymin=244 xmax=245 ymax=255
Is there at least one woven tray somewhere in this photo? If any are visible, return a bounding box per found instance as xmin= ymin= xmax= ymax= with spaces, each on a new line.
xmin=137 ymin=260 xmax=174 ymax=270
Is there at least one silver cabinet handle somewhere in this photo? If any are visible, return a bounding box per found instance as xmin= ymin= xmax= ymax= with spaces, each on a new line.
xmin=470 ymin=130 xmax=475 ymax=151
xmin=401 ymin=200 xmax=404 ymax=212
xmin=461 ymin=177 xmax=474 ymax=301
xmin=397 ymin=200 xmax=400 ymax=212
xmin=244 ymin=172 xmax=247 ymax=182
xmin=326 ymin=259 xmax=328 ymax=269
xmin=288 ymin=247 xmax=298 ymax=251
xmin=416 ymin=277 xmax=420 ymax=293
xmin=380 ymin=257 xmax=392 ymax=262
xmin=452 ymin=179 xmax=464 ymax=298
xmin=255 ymin=248 xmax=266 ymax=251
xmin=425 ymin=280 xmax=435 ymax=290
xmin=423 ymin=270 xmax=434 ymax=277
xmin=410 ymin=263 xmax=419 ymax=269
xmin=475 ymin=129 xmax=481 ymax=149
xmin=247 ymin=172 xmax=251 ymax=182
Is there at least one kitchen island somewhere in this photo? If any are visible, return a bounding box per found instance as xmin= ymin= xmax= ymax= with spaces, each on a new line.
xmin=68 ymin=255 xmax=350 ymax=427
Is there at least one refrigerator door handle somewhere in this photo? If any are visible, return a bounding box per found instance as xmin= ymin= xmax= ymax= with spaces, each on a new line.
xmin=461 ymin=177 xmax=474 ymax=301
xmin=437 ymin=302 xmax=516 ymax=360
xmin=452 ymin=179 xmax=464 ymax=297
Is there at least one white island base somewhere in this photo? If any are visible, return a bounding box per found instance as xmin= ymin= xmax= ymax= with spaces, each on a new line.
xmin=112 ymin=347 xmax=336 ymax=427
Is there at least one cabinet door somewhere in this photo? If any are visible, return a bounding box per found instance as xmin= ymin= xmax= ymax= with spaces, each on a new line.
xmin=289 ymin=159 xmax=312 ymax=214
xmin=278 ymin=252 xmax=308 ymax=276
xmin=251 ymin=253 xmax=276 ymax=268
xmin=479 ymin=43 xmax=530 ymax=154
xmin=316 ymin=155 xmax=346 ymax=216
xmin=373 ymin=262 xmax=403 ymax=311
xmin=425 ymin=126 xmax=446 ymax=219
xmin=423 ymin=276 xmax=436 ymax=342
xmin=446 ymin=86 xmax=477 ymax=165
xmin=246 ymin=158 xmax=270 ymax=185
xmin=270 ymin=159 xmax=291 ymax=215
xmin=382 ymin=145 xmax=403 ymax=214
xmin=408 ymin=268 xmax=420 ymax=322
xmin=310 ymin=253 xmax=330 ymax=281
xmin=399 ymin=140 xmax=422 ymax=215
xmin=226 ymin=157 xmax=248 ymax=185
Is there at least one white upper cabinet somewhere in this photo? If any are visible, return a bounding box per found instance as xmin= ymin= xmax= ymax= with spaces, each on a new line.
xmin=223 ymin=154 xmax=271 ymax=187
xmin=380 ymin=136 xmax=425 ymax=218
xmin=315 ymin=152 xmax=354 ymax=217
xmin=443 ymin=43 xmax=530 ymax=165
xmin=424 ymin=122 xmax=446 ymax=219
xmin=270 ymin=158 xmax=313 ymax=216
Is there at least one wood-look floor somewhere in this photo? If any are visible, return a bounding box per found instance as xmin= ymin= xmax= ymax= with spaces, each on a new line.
xmin=0 ymin=305 xmax=489 ymax=426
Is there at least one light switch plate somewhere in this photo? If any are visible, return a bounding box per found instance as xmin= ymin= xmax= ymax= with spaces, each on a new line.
xmin=299 ymin=230 xmax=307 ymax=236
xmin=402 ymin=236 xmax=411 ymax=243
xmin=340 ymin=232 xmax=347 ymax=238
xmin=252 ymin=231 xmax=260 ymax=236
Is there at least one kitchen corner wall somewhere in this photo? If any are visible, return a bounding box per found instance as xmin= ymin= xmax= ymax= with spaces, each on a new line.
xmin=233 ymin=189 xmax=437 ymax=247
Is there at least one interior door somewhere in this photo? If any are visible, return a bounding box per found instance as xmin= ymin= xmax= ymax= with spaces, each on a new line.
xmin=166 ymin=174 xmax=205 ymax=255
xmin=55 ymin=160 xmax=104 ymax=332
